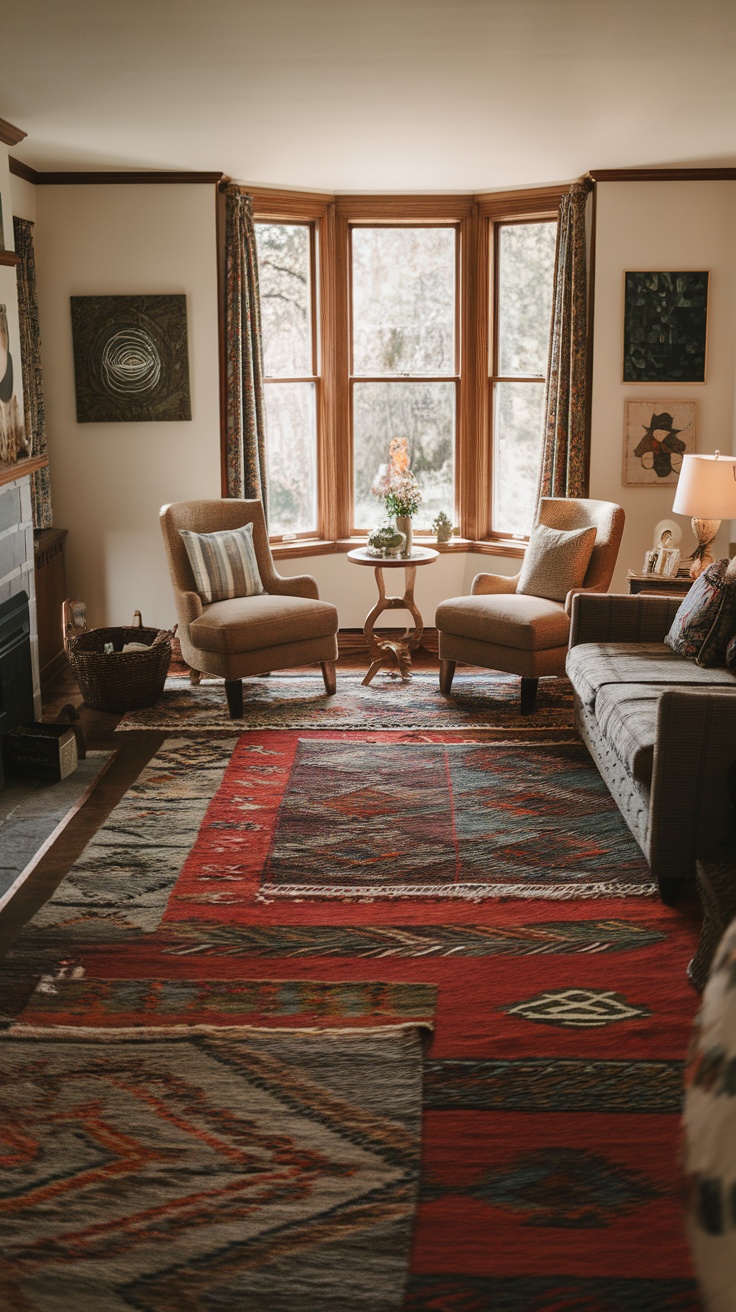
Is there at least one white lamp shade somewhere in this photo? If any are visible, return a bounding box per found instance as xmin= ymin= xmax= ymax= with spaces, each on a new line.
xmin=672 ymin=452 xmax=736 ymax=519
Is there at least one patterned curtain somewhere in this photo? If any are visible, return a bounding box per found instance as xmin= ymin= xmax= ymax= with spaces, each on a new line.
xmin=223 ymin=185 xmax=268 ymax=521
xmin=13 ymin=217 xmax=53 ymax=528
xmin=536 ymin=179 xmax=592 ymax=501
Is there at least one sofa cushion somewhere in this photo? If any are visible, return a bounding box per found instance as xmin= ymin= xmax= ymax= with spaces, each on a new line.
xmin=665 ymin=558 xmax=736 ymax=666
xmin=594 ymin=683 xmax=660 ymax=785
xmin=180 ymin=522 xmax=264 ymax=604
xmin=190 ymin=593 xmax=338 ymax=655
xmin=517 ymin=523 xmax=597 ymax=603
xmin=566 ymin=641 xmax=736 ymax=712
xmin=436 ymin=592 xmax=570 ymax=652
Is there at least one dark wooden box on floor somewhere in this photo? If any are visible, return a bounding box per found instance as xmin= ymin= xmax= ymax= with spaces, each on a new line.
xmin=2 ymin=722 xmax=78 ymax=781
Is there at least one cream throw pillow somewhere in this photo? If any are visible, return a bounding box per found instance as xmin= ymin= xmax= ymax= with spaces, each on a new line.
xmin=516 ymin=523 xmax=597 ymax=603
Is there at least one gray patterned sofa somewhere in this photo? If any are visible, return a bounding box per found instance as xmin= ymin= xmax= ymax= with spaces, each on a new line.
xmin=566 ymin=592 xmax=736 ymax=905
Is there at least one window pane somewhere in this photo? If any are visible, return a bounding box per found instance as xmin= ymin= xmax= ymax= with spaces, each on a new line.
xmin=497 ymin=222 xmax=557 ymax=376
xmin=264 ymin=382 xmax=317 ymax=536
xmin=353 ymin=381 xmax=455 ymax=530
xmin=352 ymin=228 xmax=456 ymax=376
xmin=255 ymin=223 xmax=312 ymax=377
xmin=492 ymin=381 xmax=546 ymax=536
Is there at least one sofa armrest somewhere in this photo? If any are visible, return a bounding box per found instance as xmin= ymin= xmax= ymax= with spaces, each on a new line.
xmin=568 ymin=592 xmax=683 ymax=648
xmin=649 ymin=689 xmax=736 ymax=898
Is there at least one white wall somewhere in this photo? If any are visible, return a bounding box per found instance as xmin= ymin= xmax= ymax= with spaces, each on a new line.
xmin=31 ymin=184 xmax=221 ymax=629
xmin=590 ymin=181 xmax=736 ymax=590
xmin=26 ymin=175 xmax=736 ymax=630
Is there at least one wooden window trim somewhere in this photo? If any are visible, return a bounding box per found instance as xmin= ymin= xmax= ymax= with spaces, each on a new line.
xmin=229 ymin=184 xmax=567 ymax=552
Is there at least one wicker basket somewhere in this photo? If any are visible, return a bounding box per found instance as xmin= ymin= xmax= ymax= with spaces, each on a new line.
xmin=66 ymin=625 xmax=173 ymax=712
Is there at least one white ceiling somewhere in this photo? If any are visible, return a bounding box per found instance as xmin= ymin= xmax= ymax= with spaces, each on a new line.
xmin=4 ymin=0 xmax=736 ymax=192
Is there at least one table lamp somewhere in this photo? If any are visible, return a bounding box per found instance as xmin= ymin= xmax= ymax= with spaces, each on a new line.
xmin=672 ymin=450 xmax=736 ymax=578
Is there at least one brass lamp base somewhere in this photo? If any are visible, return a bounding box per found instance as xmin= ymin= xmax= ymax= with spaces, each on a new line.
xmin=689 ymin=517 xmax=721 ymax=579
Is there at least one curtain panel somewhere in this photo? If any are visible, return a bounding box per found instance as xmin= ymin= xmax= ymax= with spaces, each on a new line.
xmin=537 ymin=179 xmax=592 ymax=502
xmin=223 ymin=186 xmax=268 ymax=521
xmin=13 ymin=217 xmax=53 ymax=528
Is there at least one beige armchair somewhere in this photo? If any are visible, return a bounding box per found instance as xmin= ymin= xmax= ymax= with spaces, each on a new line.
xmin=435 ymin=497 xmax=625 ymax=713
xmin=160 ymin=499 xmax=339 ymax=718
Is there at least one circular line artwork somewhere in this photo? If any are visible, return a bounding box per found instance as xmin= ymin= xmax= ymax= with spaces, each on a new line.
xmin=71 ymin=294 xmax=191 ymax=423
xmin=100 ymin=327 xmax=162 ymax=396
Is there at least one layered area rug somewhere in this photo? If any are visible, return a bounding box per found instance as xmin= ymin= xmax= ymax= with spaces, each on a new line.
xmin=1 ymin=731 xmax=703 ymax=1309
xmin=0 ymin=1024 xmax=424 ymax=1311
xmin=116 ymin=670 xmax=577 ymax=735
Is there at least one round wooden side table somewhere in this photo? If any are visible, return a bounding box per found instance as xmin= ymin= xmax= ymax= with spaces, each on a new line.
xmin=347 ymin=546 xmax=439 ymax=686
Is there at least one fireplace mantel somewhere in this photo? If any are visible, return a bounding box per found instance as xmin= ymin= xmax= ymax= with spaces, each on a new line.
xmin=0 ymin=455 xmax=48 ymax=491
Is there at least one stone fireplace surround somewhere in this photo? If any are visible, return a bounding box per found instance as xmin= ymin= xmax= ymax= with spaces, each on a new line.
xmin=0 ymin=472 xmax=41 ymax=721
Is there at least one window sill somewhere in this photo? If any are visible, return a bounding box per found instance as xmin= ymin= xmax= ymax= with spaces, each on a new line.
xmin=270 ymin=536 xmax=526 ymax=561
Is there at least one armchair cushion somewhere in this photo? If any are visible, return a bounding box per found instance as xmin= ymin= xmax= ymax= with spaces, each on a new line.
xmin=517 ymin=523 xmax=597 ymax=603
xmin=179 ymin=522 xmax=264 ymax=605
xmin=190 ymin=593 xmax=338 ymax=656
xmin=436 ymin=593 xmax=570 ymax=652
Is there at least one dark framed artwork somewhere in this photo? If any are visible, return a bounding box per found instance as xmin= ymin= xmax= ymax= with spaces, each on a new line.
xmin=623 ymin=271 xmax=709 ymax=384
xmin=70 ymin=294 xmax=191 ymax=423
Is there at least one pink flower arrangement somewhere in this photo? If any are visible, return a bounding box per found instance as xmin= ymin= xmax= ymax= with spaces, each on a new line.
xmin=371 ymin=437 xmax=422 ymax=518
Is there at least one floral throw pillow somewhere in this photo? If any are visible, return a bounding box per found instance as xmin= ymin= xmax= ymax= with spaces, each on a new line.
xmin=665 ymin=559 xmax=736 ymax=667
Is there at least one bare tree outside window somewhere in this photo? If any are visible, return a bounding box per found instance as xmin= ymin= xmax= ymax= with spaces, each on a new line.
xmin=255 ymin=223 xmax=317 ymax=536
xmin=351 ymin=227 xmax=456 ymax=532
xmin=492 ymin=221 xmax=557 ymax=537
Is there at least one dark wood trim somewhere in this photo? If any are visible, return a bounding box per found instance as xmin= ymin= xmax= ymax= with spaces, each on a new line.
xmin=0 ymin=455 xmax=49 ymax=491
xmin=216 ymin=185 xmax=228 ymax=498
xmin=8 ymin=156 xmax=38 ymax=184
xmin=0 ymin=250 xmax=20 ymax=267
xmin=475 ymin=185 xmax=566 ymax=218
xmin=15 ymin=170 xmax=225 ymax=186
xmin=0 ymin=117 xmax=26 ymax=147
xmin=240 ymin=185 xmax=335 ymax=215
xmin=589 ymin=168 xmax=736 ymax=182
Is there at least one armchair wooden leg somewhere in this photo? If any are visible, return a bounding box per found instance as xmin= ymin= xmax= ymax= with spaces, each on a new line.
xmin=439 ymin=659 xmax=456 ymax=695
xmin=520 ymin=677 xmax=539 ymax=715
xmin=225 ymin=679 xmax=243 ymax=718
xmin=189 ymin=669 xmax=202 ymax=686
xmin=321 ymin=661 xmax=337 ymax=695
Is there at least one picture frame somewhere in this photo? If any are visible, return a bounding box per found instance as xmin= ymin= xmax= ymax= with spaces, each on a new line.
xmin=623 ymin=271 xmax=709 ymax=383
xmin=623 ymin=399 xmax=695 ymax=487
xmin=70 ymin=294 xmax=191 ymax=423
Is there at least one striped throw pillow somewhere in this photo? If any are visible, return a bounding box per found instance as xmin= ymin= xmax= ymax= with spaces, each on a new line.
xmin=179 ymin=522 xmax=264 ymax=604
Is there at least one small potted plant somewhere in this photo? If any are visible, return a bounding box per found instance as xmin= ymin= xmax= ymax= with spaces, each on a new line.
xmin=432 ymin=511 xmax=454 ymax=544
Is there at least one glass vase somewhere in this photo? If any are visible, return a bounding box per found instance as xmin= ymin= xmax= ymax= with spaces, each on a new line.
xmin=395 ymin=515 xmax=413 ymax=557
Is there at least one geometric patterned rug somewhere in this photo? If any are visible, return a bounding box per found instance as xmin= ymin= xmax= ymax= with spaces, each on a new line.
xmin=1 ymin=730 xmax=704 ymax=1309
xmin=260 ymin=737 xmax=655 ymax=900
xmin=116 ymin=670 xmax=578 ymax=735
xmin=0 ymin=1024 xmax=423 ymax=1311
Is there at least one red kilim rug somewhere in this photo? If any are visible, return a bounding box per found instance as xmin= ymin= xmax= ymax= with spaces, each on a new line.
xmin=7 ymin=730 xmax=703 ymax=1310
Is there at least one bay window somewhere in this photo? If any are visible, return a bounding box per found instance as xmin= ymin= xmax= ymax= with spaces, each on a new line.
xmin=245 ymin=187 xmax=561 ymax=553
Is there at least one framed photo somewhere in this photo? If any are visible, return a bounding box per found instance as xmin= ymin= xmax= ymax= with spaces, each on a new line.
xmin=623 ymin=399 xmax=695 ymax=486
xmin=623 ymin=271 xmax=709 ymax=383
xmin=70 ymin=294 xmax=191 ymax=423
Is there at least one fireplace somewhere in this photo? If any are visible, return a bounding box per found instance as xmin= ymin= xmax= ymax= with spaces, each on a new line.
xmin=0 ymin=592 xmax=35 ymax=788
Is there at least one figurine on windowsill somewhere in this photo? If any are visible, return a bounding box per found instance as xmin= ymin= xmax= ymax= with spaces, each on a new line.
xmin=432 ymin=511 xmax=454 ymax=544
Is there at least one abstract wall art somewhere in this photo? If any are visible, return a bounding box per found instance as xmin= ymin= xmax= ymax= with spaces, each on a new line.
xmin=623 ymin=399 xmax=695 ymax=486
xmin=70 ymin=294 xmax=191 ymax=423
xmin=0 ymin=296 xmax=28 ymax=470
xmin=623 ymin=271 xmax=709 ymax=383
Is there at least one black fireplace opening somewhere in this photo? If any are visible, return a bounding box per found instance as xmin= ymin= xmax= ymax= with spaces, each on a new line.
xmin=0 ymin=590 xmax=35 ymax=746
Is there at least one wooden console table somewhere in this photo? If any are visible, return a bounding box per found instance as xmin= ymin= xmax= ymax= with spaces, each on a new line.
xmin=627 ymin=572 xmax=693 ymax=598
xmin=347 ymin=546 xmax=438 ymax=685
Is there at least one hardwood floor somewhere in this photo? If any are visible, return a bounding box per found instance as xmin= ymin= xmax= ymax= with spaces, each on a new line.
xmin=0 ymin=646 xmax=440 ymax=959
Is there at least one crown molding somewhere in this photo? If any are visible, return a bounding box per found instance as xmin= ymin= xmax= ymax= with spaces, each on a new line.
xmin=7 ymin=165 xmax=224 ymax=186
xmin=0 ymin=117 xmax=26 ymax=147
xmin=589 ymin=167 xmax=736 ymax=182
